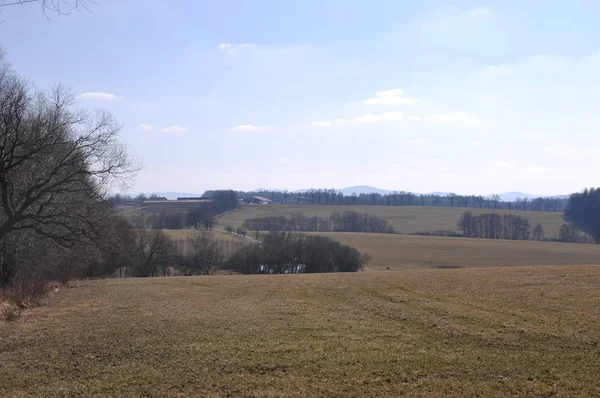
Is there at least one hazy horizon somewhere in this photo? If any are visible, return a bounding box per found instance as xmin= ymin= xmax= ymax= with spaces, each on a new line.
xmin=4 ymin=1 xmax=600 ymax=196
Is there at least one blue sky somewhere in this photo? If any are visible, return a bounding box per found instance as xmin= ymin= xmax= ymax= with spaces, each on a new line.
xmin=2 ymin=0 xmax=600 ymax=195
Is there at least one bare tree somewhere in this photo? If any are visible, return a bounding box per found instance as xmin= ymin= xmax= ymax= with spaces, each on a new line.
xmin=448 ymin=193 xmax=457 ymax=208
xmin=1 ymin=0 xmax=92 ymax=19
xmin=532 ymin=223 xmax=545 ymax=241
xmin=0 ymin=55 xmax=137 ymax=287
xmin=283 ymin=190 xmax=289 ymax=204
xmin=490 ymin=194 xmax=501 ymax=209
xmin=133 ymin=229 xmax=173 ymax=277
xmin=202 ymin=216 xmax=216 ymax=231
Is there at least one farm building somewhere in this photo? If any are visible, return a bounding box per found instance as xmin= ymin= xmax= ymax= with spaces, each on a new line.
xmin=250 ymin=195 xmax=273 ymax=205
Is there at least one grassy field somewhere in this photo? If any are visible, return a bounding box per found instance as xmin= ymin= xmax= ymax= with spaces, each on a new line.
xmin=2 ymin=267 xmax=600 ymax=397
xmin=162 ymin=228 xmax=244 ymax=242
xmin=218 ymin=205 xmax=565 ymax=236
xmin=304 ymin=232 xmax=600 ymax=270
xmin=160 ymin=228 xmax=600 ymax=271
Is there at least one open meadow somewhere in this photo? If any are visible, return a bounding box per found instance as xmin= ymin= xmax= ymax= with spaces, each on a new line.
xmin=306 ymin=232 xmax=600 ymax=270
xmin=218 ymin=205 xmax=565 ymax=236
xmin=160 ymin=228 xmax=600 ymax=271
xmin=2 ymin=266 xmax=600 ymax=397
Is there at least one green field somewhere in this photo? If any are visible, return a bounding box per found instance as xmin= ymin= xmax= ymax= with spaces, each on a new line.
xmin=218 ymin=205 xmax=565 ymax=236
xmin=2 ymin=266 xmax=600 ymax=397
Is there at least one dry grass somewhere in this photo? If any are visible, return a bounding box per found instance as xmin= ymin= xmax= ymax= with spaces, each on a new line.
xmin=1 ymin=267 xmax=600 ymax=397
xmin=162 ymin=229 xmax=244 ymax=242
xmin=304 ymin=232 xmax=600 ymax=270
xmin=218 ymin=205 xmax=565 ymax=236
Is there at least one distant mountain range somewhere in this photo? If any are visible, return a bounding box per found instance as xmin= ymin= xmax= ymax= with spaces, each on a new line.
xmin=312 ymin=186 xmax=570 ymax=201
xmin=137 ymin=187 xmax=570 ymax=202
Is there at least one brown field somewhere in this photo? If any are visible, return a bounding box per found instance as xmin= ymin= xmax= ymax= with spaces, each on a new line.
xmin=2 ymin=267 xmax=600 ymax=397
xmin=162 ymin=229 xmax=244 ymax=242
xmin=218 ymin=205 xmax=565 ymax=236
xmin=304 ymin=232 xmax=600 ymax=270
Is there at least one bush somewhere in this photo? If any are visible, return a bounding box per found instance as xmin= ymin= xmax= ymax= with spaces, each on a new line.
xmin=226 ymin=232 xmax=369 ymax=274
xmin=1 ymin=303 xmax=21 ymax=322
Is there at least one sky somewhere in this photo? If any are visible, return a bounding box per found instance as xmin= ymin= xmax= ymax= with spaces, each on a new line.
xmin=2 ymin=0 xmax=599 ymax=195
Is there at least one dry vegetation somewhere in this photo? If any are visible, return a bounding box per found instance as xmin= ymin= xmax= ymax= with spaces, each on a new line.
xmin=305 ymin=232 xmax=600 ymax=270
xmin=218 ymin=205 xmax=565 ymax=236
xmin=1 ymin=267 xmax=599 ymax=397
xmin=162 ymin=229 xmax=244 ymax=243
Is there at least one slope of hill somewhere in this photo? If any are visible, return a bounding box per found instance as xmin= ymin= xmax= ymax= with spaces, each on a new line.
xmin=218 ymin=205 xmax=565 ymax=237
xmin=306 ymin=232 xmax=600 ymax=270
xmin=3 ymin=267 xmax=600 ymax=396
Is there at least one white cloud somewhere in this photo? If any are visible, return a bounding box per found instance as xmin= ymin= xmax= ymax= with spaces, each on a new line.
xmin=339 ymin=161 xmax=349 ymax=165
xmin=541 ymin=145 xmax=581 ymax=161
xmin=137 ymin=124 xmax=153 ymax=131
xmin=160 ymin=125 xmax=187 ymax=134
xmin=365 ymin=88 xmax=416 ymax=105
xmin=427 ymin=112 xmax=478 ymax=125
xmin=279 ymin=157 xmax=289 ymax=163
xmin=308 ymin=121 xmax=333 ymax=127
xmin=303 ymin=119 xmax=347 ymax=128
xmin=472 ymin=140 xmax=483 ymax=146
xmin=407 ymin=138 xmax=428 ymax=144
xmin=354 ymin=111 xmax=404 ymax=123
xmin=219 ymin=43 xmax=257 ymax=55
xmin=518 ymin=131 xmax=546 ymax=141
xmin=495 ymin=161 xmax=514 ymax=169
xmin=76 ymin=92 xmax=120 ymax=100
xmin=232 ymin=124 xmax=267 ymax=133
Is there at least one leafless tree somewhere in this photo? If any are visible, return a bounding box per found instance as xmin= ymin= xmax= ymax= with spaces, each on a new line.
xmin=133 ymin=229 xmax=173 ymax=277
xmin=202 ymin=216 xmax=216 ymax=231
xmin=448 ymin=193 xmax=457 ymax=207
xmin=0 ymin=55 xmax=137 ymax=288
xmin=1 ymin=0 xmax=93 ymax=20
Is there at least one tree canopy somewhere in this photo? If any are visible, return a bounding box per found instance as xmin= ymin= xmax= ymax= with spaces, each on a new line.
xmin=564 ymin=188 xmax=600 ymax=244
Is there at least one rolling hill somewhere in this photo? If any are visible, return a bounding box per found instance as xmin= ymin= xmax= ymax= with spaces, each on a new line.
xmin=217 ymin=205 xmax=566 ymax=237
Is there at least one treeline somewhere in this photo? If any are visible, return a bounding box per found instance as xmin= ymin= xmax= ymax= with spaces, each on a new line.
xmin=457 ymin=211 xmax=595 ymax=243
xmin=101 ymin=227 xmax=242 ymax=278
xmin=458 ymin=212 xmax=537 ymax=240
xmin=242 ymin=190 xmax=568 ymax=212
xmin=109 ymin=190 xmax=238 ymax=215
xmin=241 ymin=211 xmax=394 ymax=233
xmin=227 ymin=232 xmax=369 ymax=274
xmin=564 ymin=188 xmax=600 ymax=244
xmin=87 ymin=228 xmax=369 ymax=277
xmin=139 ymin=208 xmax=217 ymax=231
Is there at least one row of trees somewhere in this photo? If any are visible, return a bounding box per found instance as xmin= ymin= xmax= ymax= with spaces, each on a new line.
xmin=107 ymin=228 xmax=242 ymax=278
xmin=458 ymin=212 xmax=539 ymax=241
xmin=241 ymin=211 xmax=394 ymax=234
xmin=457 ymin=210 xmax=597 ymax=244
xmin=84 ymin=227 xmax=368 ymax=278
xmin=564 ymin=188 xmax=600 ymax=244
xmin=227 ymin=232 xmax=369 ymax=274
xmin=243 ymin=190 xmax=568 ymax=212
